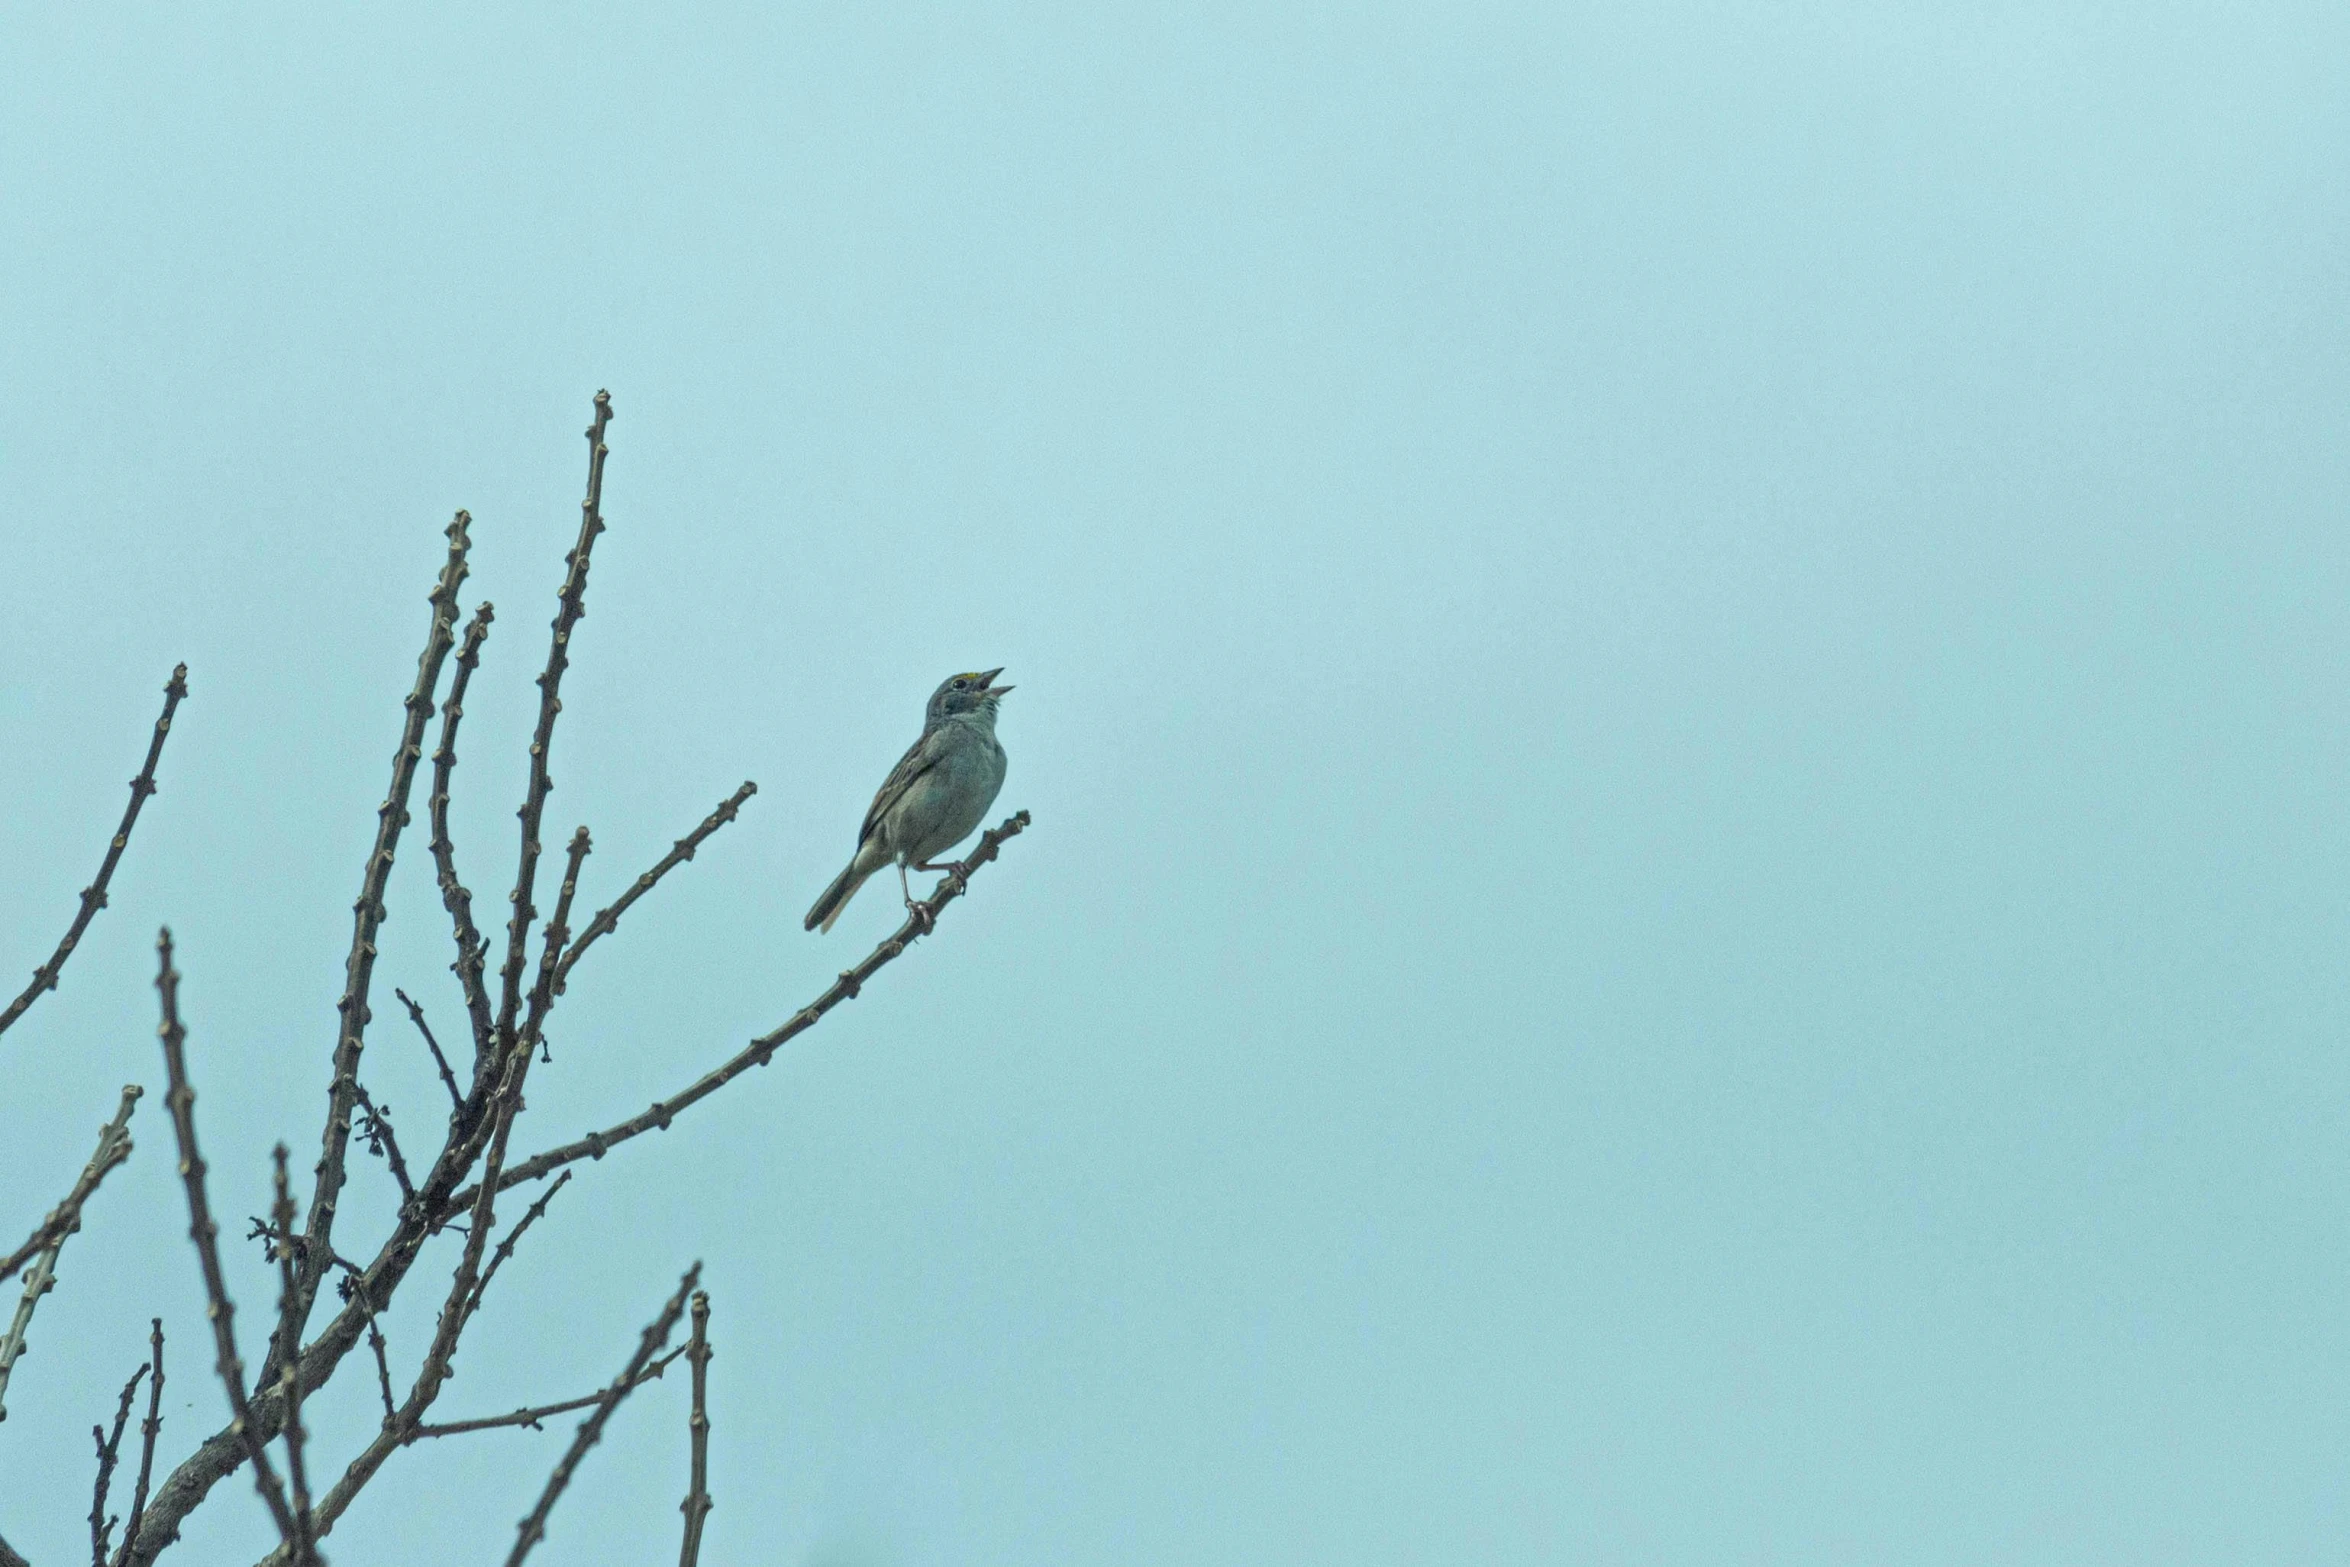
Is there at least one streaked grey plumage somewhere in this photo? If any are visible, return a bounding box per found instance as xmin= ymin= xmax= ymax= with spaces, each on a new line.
xmin=805 ymin=669 xmax=1012 ymax=933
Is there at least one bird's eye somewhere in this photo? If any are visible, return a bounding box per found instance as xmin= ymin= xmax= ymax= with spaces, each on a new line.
xmin=952 ymin=677 xmax=969 ymax=690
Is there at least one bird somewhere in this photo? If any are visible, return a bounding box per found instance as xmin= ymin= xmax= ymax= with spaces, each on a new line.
xmin=805 ymin=668 xmax=1013 ymax=933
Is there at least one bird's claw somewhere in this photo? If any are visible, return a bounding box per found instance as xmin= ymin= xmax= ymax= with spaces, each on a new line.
xmin=914 ymin=859 xmax=971 ymax=896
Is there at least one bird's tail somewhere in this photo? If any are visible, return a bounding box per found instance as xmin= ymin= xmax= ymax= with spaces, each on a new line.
xmin=805 ymin=853 xmax=879 ymax=933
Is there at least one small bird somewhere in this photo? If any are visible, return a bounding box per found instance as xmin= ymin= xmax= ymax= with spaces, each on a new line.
xmin=805 ymin=668 xmax=1014 ymax=933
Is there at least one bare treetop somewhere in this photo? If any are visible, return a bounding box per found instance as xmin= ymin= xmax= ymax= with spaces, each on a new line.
xmin=0 ymin=391 xmax=1033 ymax=1567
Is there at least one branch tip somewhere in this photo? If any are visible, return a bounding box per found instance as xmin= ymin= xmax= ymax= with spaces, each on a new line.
xmin=0 ymin=665 xmax=190 ymax=1040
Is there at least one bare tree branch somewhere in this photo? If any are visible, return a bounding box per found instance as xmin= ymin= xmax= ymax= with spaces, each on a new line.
xmin=406 ymin=1342 xmax=690 ymax=1440
xmin=249 ymin=1339 xmax=690 ymax=1567
xmin=296 ymin=516 xmax=475 ymax=1342
xmin=0 ymin=1240 xmax=69 ymax=1421
xmin=0 ymin=1085 xmax=140 ymax=1418
xmin=291 ymin=830 xmax=593 ymax=1547
xmin=117 ymin=407 xmax=601 ymax=1563
xmin=0 ymin=663 xmax=187 ymax=1042
xmin=252 ymin=1343 xmax=695 ymax=1567
xmin=4 ymin=1084 xmax=140 ymax=1286
xmin=152 ymin=928 xmax=300 ymax=1548
xmin=447 ymin=810 xmax=1032 ymax=1210
xmin=92 ymin=1358 xmax=150 ymax=1567
xmin=553 ymin=782 xmax=757 ymax=995
xmin=122 ymin=812 xmax=1034 ymax=1565
xmin=111 ymin=1320 xmax=165 ymax=1567
xmin=393 ymin=989 xmax=465 ymax=1114
xmin=446 ymin=830 xmax=591 ymax=1341
xmin=125 ymin=1084 xmax=503 ymax=1561
xmin=521 ymin=827 xmax=592 ymax=1063
xmin=507 ymin=1264 xmax=699 ymax=1567
xmin=494 ymin=392 xmax=614 ymax=1056
xmin=268 ymin=1149 xmax=320 ymax=1567
xmin=677 ymin=1290 xmax=712 ymax=1567
xmin=427 ymin=600 xmax=498 ymax=1070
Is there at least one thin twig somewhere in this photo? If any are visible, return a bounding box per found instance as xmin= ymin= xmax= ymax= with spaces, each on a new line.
xmin=311 ymin=1233 xmax=392 ymax=1434
xmin=508 ymin=1264 xmax=700 ymax=1567
xmin=406 ymin=1343 xmax=690 ymax=1440
xmin=467 ymin=1171 xmax=571 ymax=1321
xmin=555 ymin=782 xmax=757 ymax=994
xmin=495 ymin=392 xmax=615 ymax=1056
xmin=243 ymin=1221 xmax=369 ymax=1287
xmin=151 ymin=928 xmax=300 ymax=1545
xmin=522 ymin=828 xmax=592 ymax=1062
xmin=677 ymin=1290 xmax=713 ymax=1567
xmin=428 ymin=600 xmax=499 ymax=1071
xmin=366 ymin=1312 xmax=395 ymax=1428
xmin=0 ymin=1085 xmax=140 ymax=1419
xmin=394 ymin=989 xmax=465 ymax=1113
xmin=497 ymin=821 xmax=592 ymax=1089
xmin=448 ymin=832 xmax=591 ymax=1343
xmin=112 ymin=1320 xmax=164 ymax=1567
xmin=270 ymin=1148 xmax=321 ymax=1566
xmin=297 ymin=516 xmax=474 ymax=1346
xmin=0 ymin=663 xmax=187 ymax=1041
xmin=3 ymin=1083 xmax=140 ymax=1284
xmin=90 ymin=1359 xmax=148 ymax=1567
xmin=446 ymin=810 xmax=1032 ymax=1212
xmin=349 ymin=1083 xmax=416 ymax=1208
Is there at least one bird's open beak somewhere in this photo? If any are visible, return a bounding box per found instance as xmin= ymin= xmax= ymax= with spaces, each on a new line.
xmin=979 ymin=667 xmax=1013 ymax=696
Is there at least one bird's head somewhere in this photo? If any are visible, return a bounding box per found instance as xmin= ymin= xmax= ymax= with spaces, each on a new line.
xmin=927 ymin=668 xmax=1013 ymax=724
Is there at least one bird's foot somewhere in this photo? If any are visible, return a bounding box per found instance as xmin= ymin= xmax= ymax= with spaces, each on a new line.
xmin=904 ymin=898 xmax=936 ymax=934
xmin=915 ymin=859 xmax=971 ymax=896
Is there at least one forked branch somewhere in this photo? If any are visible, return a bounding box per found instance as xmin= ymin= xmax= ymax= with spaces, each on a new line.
xmin=494 ymin=393 xmax=614 ymax=1053
xmin=467 ymin=1171 xmax=572 ymax=1322
xmin=555 ymin=782 xmax=758 ymax=995
xmin=406 ymin=1341 xmax=689 ymax=1440
xmin=152 ymin=929 xmax=300 ymax=1548
xmin=507 ymin=1265 xmax=700 ymax=1567
xmin=110 ymin=1320 xmax=165 ymax=1567
xmin=91 ymin=1358 xmax=150 ymax=1567
xmin=447 ymin=810 xmax=1032 ymax=1211
xmin=289 ymin=832 xmax=592 ymax=1550
xmin=297 ymin=515 xmax=475 ymax=1337
xmin=428 ymin=600 xmax=499 ymax=1069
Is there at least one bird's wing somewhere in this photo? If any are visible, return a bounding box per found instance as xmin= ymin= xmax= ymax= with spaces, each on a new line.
xmin=857 ymin=727 xmax=949 ymax=846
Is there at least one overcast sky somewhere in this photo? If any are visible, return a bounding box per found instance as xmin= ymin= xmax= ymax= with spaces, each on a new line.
xmin=3 ymin=5 xmax=2346 ymax=1563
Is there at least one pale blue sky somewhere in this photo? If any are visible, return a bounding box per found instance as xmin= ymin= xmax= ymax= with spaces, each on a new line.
xmin=3 ymin=5 xmax=2346 ymax=1563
